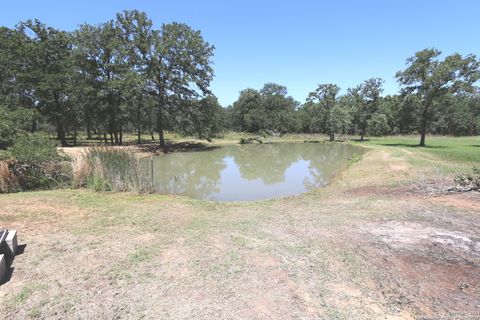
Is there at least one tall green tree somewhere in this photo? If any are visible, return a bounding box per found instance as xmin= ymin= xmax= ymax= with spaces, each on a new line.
xmin=305 ymin=84 xmax=341 ymax=141
xmin=260 ymin=83 xmax=299 ymax=133
xmin=396 ymin=48 xmax=480 ymax=146
xmin=74 ymin=20 xmax=129 ymax=145
xmin=0 ymin=27 xmax=35 ymax=111
xmin=19 ymin=20 xmax=76 ymax=146
xmin=116 ymin=10 xmax=215 ymax=149
xmin=229 ymin=83 xmax=298 ymax=134
xmin=350 ymin=78 xmax=384 ymax=142
xmin=230 ymin=88 xmax=263 ymax=132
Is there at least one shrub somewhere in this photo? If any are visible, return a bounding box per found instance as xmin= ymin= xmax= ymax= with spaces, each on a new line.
xmin=0 ymin=106 xmax=37 ymax=149
xmin=0 ymin=159 xmax=70 ymax=193
xmin=454 ymin=167 xmax=480 ymax=191
xmin=0 ymin=134 xmax=69 ymax=193
xmin=10 ymin=134 xmax=60 ymax=163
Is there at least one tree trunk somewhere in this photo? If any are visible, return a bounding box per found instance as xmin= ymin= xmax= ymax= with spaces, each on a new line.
xmin=119 ymin=126 xmax=123 ymax=145
xmin=419 ymin=113 xmax=428 ymax=147
xmin=158 ymin=126 xmax=165 ymax=150
xmin=86 ymin=124 xmax=92 ymax=140
xmin=157 ymin=102 xmax=166 ymax=150
xmin=30 ymin=118 xmax=37 ymax=133
xmin=329 ymin=132 xmax=334 ymax=142
xmin=57 ymin=123 xmax=67 ymax=147
xmin=73 ymin=127 xmax=78 ymax=146
xmin=419 ymin=100 xmax=432 ymax=147
xmin=360 ymin=133 xmax=364 ymax=142
xmin=419 ymin=128 xmax=426 ymax=147
xmin=136 ymin=99 xmax=142 ymax=145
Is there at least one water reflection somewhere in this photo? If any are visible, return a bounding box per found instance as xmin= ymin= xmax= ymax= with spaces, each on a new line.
xmin=146 ymin=143 xmax=361 ymax=201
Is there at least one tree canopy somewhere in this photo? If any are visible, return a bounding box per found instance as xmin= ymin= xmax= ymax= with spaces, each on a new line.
xmin=1 ymin=12 xmax=479 ymax=151
xmin=0 ymin=10 xmax=220 ymax=148
xmin=396 ymin=48 xmax=480 ymax=146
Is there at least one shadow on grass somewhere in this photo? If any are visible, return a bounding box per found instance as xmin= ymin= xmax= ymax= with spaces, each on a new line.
xmin=378 ymin=143 xmax=448 ymax=149
xmin=471 ymin=145 xmax=480 ymax=148
xmin=352 ymin=138 xmax=371 ymax=142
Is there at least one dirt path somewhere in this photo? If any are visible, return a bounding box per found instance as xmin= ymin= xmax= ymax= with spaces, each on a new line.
xmin=1 ymin=148 xmax=479 ymax=319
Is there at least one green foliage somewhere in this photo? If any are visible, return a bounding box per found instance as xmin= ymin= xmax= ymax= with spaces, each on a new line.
xmin=1 ymin=133 xmax=70 ymax=192
xmin=116 ymin=11 xmax=215 ymax=148
xmin=20 ymin=20 xmax=77 ymax=146
xmin=367 ymin=113 xmax=390 ymax=136
xmin=10 ymin=134 xmax=60 ymax=163
xmin=173 ymin=95 xmax=226 ymax=141
xmin=0 ymin=106 xmax=37 ymax=149
xmin=2 ymin=13 xmax=480 ymax=152
xmin=350 ymin=78 xmax=384 ymax=141
xmin=396 ymin=48 xmax=480 ymax=146
xmin=229 ymin=83 xmax=299 ymax=134
xmin=74 ymin=147 xmax=149 ymax=192
xmin=0 ymin=106 xmax=16 ymax=148
xmin=1 ymin=11 xmax=218 ymax=149
xmin=305 ymin=83 xmax=341 ymax=140
xmin=294 ymin=80 xmax=387 ymax=141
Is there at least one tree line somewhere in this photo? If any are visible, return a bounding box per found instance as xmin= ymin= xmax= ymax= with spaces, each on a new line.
xmin=227 ymin=49 xmax=480 ymax=146
xmin=0 ymin=10 xmax=222 ymax=149
xmin=1 ymin=10 xmax=479 ymax=148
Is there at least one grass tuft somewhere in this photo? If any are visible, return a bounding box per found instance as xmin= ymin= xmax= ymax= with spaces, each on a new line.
xmin=72 ymin=147 xmax=149 ymax=192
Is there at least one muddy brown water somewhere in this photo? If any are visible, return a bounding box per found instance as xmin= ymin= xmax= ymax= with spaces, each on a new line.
xmin=144 ymin=143 xmax=362 ymax=201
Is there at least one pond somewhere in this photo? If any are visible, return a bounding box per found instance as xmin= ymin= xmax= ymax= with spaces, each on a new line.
xmin=145 ymin=143 xmax=362 ymax=201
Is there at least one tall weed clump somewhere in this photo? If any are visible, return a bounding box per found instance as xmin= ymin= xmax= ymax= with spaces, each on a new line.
xmin=73 ymin=147 xmax=149 ymax=192
xmin=0 ymin=160 xmax=19 ymax=193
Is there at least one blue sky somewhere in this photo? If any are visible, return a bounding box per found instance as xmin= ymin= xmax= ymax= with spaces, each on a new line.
xmin=1 ymin=0 xmax=479 ymax=106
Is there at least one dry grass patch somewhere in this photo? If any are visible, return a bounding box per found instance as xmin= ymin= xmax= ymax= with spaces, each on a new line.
xmin=1 ymin=144 xmax=480 ymax=319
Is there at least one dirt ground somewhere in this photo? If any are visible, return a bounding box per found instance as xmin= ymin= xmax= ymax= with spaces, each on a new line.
xmin=1 ymin=146 xmax=479 ymax=319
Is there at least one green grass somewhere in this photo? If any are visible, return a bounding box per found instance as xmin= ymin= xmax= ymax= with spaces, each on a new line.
xmin=6 ymin=284 xmax=47 ymax=311
xmin=361 ymin=135 xmax=480 ymax=164
xmin=2 ymin=137 xmax=480 ymax=318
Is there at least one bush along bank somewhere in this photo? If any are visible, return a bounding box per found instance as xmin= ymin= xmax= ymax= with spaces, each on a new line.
xmin=0 ymin=134 xmax=70 ymax=193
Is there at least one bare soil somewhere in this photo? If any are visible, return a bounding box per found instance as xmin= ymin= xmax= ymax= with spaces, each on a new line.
xmin=1 ymin=147 xmax=479 ymax=319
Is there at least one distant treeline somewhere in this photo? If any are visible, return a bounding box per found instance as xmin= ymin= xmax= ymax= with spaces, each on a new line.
xmin=0 ymin=10 xmax=479 ymax=148
xmin=227 ymin=77 xmax=480 ymax=145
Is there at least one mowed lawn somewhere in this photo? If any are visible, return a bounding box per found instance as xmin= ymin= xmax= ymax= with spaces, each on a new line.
xmin=364 ymin=135 xmax=480 ymax=163
xmin=0 ymin=136 xmax=479 ymax=319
